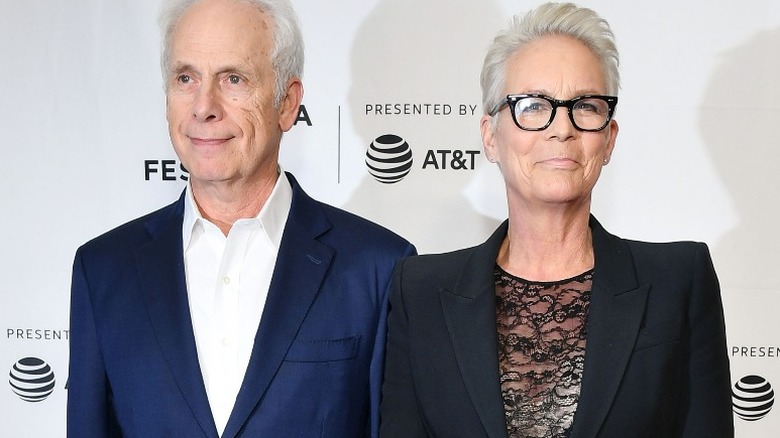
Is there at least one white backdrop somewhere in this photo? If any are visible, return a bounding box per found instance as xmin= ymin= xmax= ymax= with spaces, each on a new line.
xmin=2 ymin=0 xmax=779 ymax=436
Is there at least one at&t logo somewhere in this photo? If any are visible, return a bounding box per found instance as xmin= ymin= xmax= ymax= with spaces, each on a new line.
xmin=732 ymin=374 xmax=774 ymax=421
xmin=8 ymin=357 xmax=56 ymax=402
xmin=365 ymin=134 xmax=414 ymax=184
xmin=365 ymin=134 xmax=482 ymax=184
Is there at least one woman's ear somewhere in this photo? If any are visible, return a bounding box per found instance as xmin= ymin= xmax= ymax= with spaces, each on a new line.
xmin=481 ymin=114 xmax=498 ymax=163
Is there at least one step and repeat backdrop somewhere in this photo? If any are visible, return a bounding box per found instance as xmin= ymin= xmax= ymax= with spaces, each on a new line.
xmin=2 ymin=0 xmax=779 ymax=435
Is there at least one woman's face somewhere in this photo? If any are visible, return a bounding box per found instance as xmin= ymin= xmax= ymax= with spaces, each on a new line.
xmin=481 ymin=34 xmax=618 ymax=210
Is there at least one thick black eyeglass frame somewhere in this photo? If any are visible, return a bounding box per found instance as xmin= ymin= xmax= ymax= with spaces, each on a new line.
xmin=491 ymin=94 xmax=618 ymax=132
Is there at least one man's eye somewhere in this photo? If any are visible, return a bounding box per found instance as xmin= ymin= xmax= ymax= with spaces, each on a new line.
xmin=177 ymin=74 xmax=191 ymax=84
xmin=228 ymin=75 xmax=241 ymax=84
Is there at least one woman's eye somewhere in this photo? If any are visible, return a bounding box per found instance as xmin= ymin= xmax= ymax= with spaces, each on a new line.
xmin=518 ymin=102 xmax=547 ymax=114
xmin=575 ymin=99 xmax=607 ymax=114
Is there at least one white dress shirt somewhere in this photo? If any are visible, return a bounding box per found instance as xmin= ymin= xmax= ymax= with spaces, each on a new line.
xmin=182 ymin=171 xmax=292 ymax=436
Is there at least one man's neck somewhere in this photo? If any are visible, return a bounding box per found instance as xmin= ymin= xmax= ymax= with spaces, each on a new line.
xmin=191 ymin=172 xmax=280 ymax=236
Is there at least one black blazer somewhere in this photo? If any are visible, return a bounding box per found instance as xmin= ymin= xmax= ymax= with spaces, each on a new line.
xmin=380 ymin=217 xmax=733 ymax=438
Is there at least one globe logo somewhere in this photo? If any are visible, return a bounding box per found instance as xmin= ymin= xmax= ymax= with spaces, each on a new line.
xmin=732 ymin=374 xmax=774 ymax=421
xmin=365 ymin=134 xmax=413 ymax=184
xmin=8 ymin=357 xmax=56 ymax=402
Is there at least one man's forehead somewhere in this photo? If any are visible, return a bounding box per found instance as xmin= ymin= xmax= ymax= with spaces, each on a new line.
xmin=174 ymin=0 xmax=271 ymax=33
xmin=169 ymin=5 xmax=272 ymax=68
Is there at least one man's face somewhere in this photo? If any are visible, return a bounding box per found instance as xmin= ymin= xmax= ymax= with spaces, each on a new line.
xmin=165 ymin=0 xmax=299 ymax=190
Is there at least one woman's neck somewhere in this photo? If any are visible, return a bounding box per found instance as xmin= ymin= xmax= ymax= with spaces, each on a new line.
xmin=498 ymin=205 xmax=594 ymax=282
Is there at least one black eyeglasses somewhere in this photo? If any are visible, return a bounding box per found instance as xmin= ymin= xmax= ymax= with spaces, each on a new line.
xmin=490 ymin=94 xmax=618 ymax=132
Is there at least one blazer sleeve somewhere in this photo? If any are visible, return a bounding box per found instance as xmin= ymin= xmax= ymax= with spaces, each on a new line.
xmin=67 ymin=249 xmax=123 ymax=437
xmin=680 ymin=243 xmax=733 ymax=436
xmin=379 ymin=258 xmax=430 ymax=438
xmin=370 ymin=243 xmax=417 ymax=438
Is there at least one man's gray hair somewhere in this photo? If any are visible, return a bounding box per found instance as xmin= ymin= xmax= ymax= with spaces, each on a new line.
xmin=159 ymin=0 xmax=304 ymax=107
xmin=480 ymin=2 xmax=619 ymax=118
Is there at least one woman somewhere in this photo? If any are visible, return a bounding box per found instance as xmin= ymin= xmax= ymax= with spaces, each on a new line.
xmin=379 ymin=3 xmax=732 ymax=438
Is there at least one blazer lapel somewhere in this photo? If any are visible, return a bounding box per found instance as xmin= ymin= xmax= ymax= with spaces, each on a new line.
xmin=135 ymin=196 xmax=219 ymax=438
xmin=439 ymin=222 xmax=510 ymax=438
xmin=222 ymin=176 xmax=334 ymax=438
xmin=569 ymin=217 xmax=649 ymax=438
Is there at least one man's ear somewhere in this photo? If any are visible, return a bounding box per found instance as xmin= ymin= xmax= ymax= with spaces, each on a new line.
xmin=279 ymin=79 xmax=304 ymax=132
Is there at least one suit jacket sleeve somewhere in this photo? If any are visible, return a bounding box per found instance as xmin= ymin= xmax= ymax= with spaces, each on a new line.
xmin=67 ymin=248 xmax=123 ymax=437
xmin=371 ymin=244 xmax=417 ymax=438
xmin=680 ymin=243 xmax=733 ymax=436
xmin=379 ymin=258 xmax=430 ymax=437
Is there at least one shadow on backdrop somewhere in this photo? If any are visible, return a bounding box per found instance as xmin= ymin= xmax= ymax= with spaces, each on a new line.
xmin=344 ymin=0 xmax=505 ymax=253
xmin=699 ymin=27 xmax=780 ymax=290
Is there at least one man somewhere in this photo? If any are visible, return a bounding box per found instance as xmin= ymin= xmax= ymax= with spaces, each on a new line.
xmin=67 ymin=0 xmax=414 ymax=436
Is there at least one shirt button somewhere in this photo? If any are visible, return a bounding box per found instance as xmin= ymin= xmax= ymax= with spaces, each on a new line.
xmin=222 ymin=276 xmax=231 ymax=285
xmin=221 ymin=338 xmax=230 ymax=347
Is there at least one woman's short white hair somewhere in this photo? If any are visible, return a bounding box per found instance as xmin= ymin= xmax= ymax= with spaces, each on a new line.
xmin=480 ymin=2 xmax=619 ymax=117
xmin=159 ymin=0 xmax=304 ymax=107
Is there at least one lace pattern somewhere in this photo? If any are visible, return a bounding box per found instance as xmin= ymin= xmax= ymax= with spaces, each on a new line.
xmin=495 ymin=266 xmax=592 ymax=438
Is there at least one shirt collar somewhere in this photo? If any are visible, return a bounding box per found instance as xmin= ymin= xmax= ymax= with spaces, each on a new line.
xmin=182 ymin=168 xmax=293 ymax=251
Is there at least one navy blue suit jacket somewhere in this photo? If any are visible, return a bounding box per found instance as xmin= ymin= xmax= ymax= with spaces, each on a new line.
xmin=380 ymin=217 xmax=733 ymax=438
xmin=68 ymin=173 xmax=415 ymax=438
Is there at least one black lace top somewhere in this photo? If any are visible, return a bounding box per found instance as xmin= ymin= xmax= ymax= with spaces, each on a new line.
xmin=494 ymin=265 xmax=593 ymax=438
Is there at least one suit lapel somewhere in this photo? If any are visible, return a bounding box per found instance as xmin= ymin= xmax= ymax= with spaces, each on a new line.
xmin=439 ymin=223 xmax=510 ymax=438
xmin=135 ymin=196 xmax=219 ymax=438
xmin=222 ymin=176 xmax=333 ymax=438
xmin=569 ymin=217 xmax=649 ymax=438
